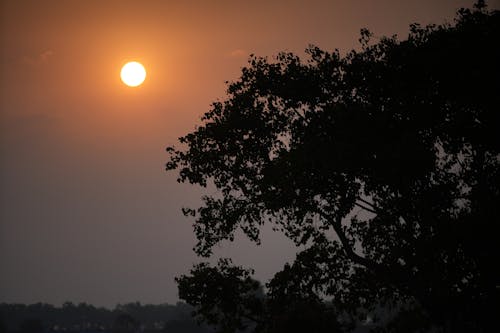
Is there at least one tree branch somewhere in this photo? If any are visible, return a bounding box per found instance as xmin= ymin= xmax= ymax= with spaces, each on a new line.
xmin=316 ymin=209 xmax=412 ymax=293
xmin=292 ymin=108 xmax=310 ymax=125
xmin=354 ymin=201 xmax=377 ymax=214
xmin=356 ymin=196 xmax=379 ymax=211
xmin=242 ymin=313 xmax=264 ymax=325
xmin=315 ymin=209 xmax=379 ymax=271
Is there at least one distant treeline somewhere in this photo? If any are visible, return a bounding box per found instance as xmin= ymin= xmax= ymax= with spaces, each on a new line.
xmin=0 ymin=302 xmax=214 ymax=333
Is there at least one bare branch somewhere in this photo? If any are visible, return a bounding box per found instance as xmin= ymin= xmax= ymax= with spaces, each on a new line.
xmin=354 ymin=201 xmax=377 ymax=214
xmin=316 ymin=209 xmax=379 ymax=271
xmin=356 ymin=196 xmax=379 ymax=210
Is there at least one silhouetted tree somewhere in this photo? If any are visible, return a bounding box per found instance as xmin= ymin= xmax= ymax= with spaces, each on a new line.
xmin=18 ymin=319 xmax=43 ymax=333
xmin=0 ymin=317 xmax=7 ymax=333
xmin=176 ymin=259 xmax=264 ymax=333
xmin=0 ymin=302 xmax=203 ymax=332
xmin=163 ymin=318 xmax=214 ymax=333
xmin=167 ymin=2 xmax=499 ymax=332
xmin=112 ymin=313 xmax=139 ymax=333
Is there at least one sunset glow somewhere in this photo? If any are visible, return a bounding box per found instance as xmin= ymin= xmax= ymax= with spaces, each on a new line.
xmin=2 ymin=0 xmax=495 ymax=309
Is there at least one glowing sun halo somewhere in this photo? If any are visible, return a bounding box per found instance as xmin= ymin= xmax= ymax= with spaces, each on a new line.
xmin=120 ymin=61 xmax=146 ymax=87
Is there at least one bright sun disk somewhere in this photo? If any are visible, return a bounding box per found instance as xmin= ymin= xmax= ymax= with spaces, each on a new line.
xmin=121 ymin=61 xmax=146 ymax=87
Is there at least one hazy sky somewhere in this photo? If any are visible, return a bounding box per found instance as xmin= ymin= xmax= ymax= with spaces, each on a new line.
xmin=1 ymin=0 xmax=498 ymax=308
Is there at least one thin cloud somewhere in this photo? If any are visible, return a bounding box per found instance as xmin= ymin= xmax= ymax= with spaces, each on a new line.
xmin=22 ymin=50 xmax=55 ymax=65
xmin=226 ymin=49 xmax=247 ymax=58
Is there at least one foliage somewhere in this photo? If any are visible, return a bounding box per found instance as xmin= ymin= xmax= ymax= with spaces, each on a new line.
xmin=0 ymin=302 xmax=209 ymax=333
xmin=167 ymin=3 xmax=499 ymax=332
xmin=176 ymin=259 xmax=263 ymax=332
xmin=112 ymin=313 xmax=139 ymax=333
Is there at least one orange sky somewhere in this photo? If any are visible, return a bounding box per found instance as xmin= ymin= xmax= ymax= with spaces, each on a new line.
xmin=1 ymin=0 xmax=497 ymax=307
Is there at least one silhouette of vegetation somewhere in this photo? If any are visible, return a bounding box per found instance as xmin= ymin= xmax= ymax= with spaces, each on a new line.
xmin=18 ymin=319 xmax=43 ymax=333
xmin=0 ymin=302 xmax=212 ymax=333
xmin=167 ymin=2 xmax=499 ymax=332
xmin=0 ymin=318 xmax=6 ymax=333
xmin=111 ymin=314 xmax=139 ymax=333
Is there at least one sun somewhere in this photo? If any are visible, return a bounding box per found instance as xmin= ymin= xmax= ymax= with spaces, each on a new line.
xmin=120 ymin=61 xmax=146 ymax=87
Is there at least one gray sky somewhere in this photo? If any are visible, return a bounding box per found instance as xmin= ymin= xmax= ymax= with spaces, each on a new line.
xmin=1 ymin=0 xmax=497 ymax=308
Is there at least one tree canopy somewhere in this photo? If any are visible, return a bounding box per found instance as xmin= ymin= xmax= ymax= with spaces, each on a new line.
xmin=167 ymin=3 xmax=499 ymax=332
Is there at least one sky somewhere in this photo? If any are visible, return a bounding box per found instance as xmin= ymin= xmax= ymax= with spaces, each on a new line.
xmin=1 ymin=0 xmax=498 ymax=308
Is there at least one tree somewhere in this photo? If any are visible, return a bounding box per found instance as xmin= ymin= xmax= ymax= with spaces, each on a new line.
xmin=18 ymin=319 xmax=44 ymax=333
xmin=112 ymin=313 xmax=139 ymax=333
xmin=167 ymin=3 xmax=499 ymax=332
